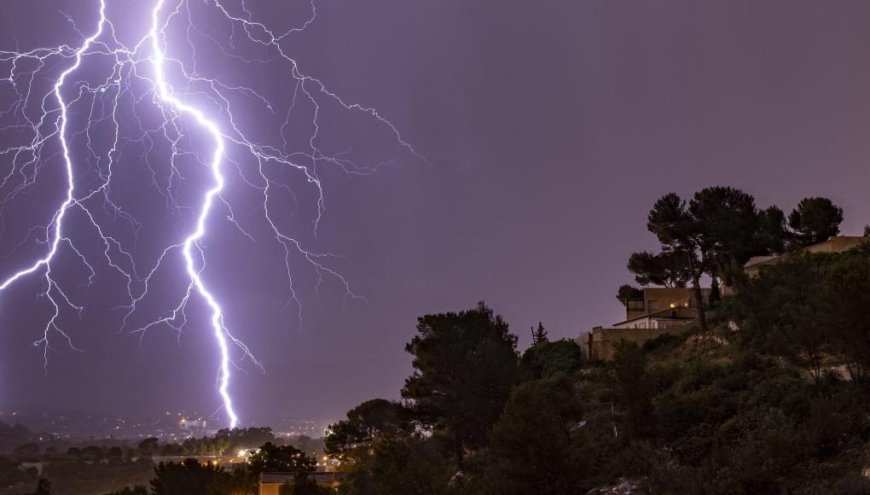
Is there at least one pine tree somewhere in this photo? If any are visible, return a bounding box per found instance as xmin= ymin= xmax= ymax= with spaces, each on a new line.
xmin=531 ymin=322 xmax=548 ymax=344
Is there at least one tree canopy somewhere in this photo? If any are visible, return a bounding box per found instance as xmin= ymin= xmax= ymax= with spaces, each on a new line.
xmin=626 ymin=188 xmax=844 ymax=330
xmin=150 ymin=460 xmax=236 ymax=495
xmin=325 ymin=399 xmax=412 ymax=462
xmin=401 ymin=302 xmax=519 ymax=466
xmin=788 ymin=197 xmax=843 ymax=246
xmin=520 ymin=339 xmax=583 ymax=380
xmin=487 ymin=374 xmax=584 ymax=495
xmin=249 ymin=442 xmax=316 ymax=477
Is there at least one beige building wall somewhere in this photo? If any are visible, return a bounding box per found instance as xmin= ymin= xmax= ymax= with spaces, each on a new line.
xmin=626 ymin=287 xmax=708 ymax=320
xmin=642 ymin=288 xmax=693 ymax=313
xmin=259 ymin=474 xmax=343 ymax=494
xmin=259 ymin=484 xmax=281 ymax=495
xmin=743 ymin=255 xmax=778 ymax=278
xmin=805 ymin=236 xmax=863 ymax=254
xmin=612 ymin=308 xmax=696 ymax=330
xmin=582 ymin=325 xmax=684 ymax=361
xmin=744 ymin=237 xmax=865 ymax=279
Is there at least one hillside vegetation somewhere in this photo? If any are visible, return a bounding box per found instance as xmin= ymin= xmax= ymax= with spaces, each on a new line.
xmin=326 ymin=190 xmax=870 ymax=495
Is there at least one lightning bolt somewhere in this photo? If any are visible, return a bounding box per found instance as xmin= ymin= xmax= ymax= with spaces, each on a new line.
xmin=150 ymin=0 xmax=241 ymax=427
xmin=0 ymin=0 xmax=421 ymax=427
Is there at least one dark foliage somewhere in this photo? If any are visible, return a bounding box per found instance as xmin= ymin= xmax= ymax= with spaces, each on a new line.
xmin=615 ymin=284 xmax=643 ymax=305
xmin=519 ymin=339 xmax=582 ymax=380
xmin=402 ymin=302 xmax=519 ymax=467
xmin=325 ymin=399 xmax=412 ymax=462
xmin=486 ymin=374 xmax=585 ymax=495
xmin=150 ymin=459 xmax=251 ymax=495
xmin=249 ymin=442 xmax=316 ymax=477
xmin=612 ymin=343 xmax=655 ymax=440
xmin=789 ymin=197 xmax=844 ymax=246
xmin=103 ymin=486 xmax=149 ymax=495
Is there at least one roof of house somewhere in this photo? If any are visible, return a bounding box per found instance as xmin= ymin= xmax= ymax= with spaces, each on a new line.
xmin=260 ymin=472 xmax=346 ymax=484
xmin=744 ymin=236 xmax=866 ymax=269
xmin=611 ymin=306 xmax=698 ymax=327
xmin=744 ymin=255 xmax=779 ymax=269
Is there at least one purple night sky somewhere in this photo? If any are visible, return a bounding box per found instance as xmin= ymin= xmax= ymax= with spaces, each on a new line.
xmin=0 ymin=0 xmax=870 ymax=427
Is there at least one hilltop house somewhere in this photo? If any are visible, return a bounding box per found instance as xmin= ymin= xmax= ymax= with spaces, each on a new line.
xmin=582 ymin=236 xmax=866 ymax=361
xmin=581 ymin=287 xmax=710 ymax=361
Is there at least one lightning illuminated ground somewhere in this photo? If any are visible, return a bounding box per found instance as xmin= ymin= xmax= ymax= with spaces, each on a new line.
xmin=0 ymin=0 xmax=420 ymax=427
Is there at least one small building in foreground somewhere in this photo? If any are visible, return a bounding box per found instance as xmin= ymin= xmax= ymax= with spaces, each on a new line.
xmin=259 ymin=472 xmax=346 ymax=495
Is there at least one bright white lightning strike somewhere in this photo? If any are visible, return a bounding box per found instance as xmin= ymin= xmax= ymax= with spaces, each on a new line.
xmin=150 ymin=0 xmax=238 ymax=427
xmin=0 ymin=0 xmax=108 ymax=362
xmin=0 ymin=0 xmax=421 ymax=427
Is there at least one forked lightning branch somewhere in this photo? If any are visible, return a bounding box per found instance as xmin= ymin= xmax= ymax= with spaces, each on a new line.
xmin=0 ymin=0 xmax=420 ymax=427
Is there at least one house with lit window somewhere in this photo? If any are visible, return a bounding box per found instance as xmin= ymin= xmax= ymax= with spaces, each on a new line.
xmin=581 ymin=287 xmax=710 ymax=361
xmin=582 ymin=236 xmax=867 ymax=361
